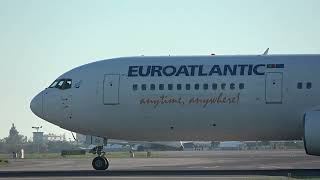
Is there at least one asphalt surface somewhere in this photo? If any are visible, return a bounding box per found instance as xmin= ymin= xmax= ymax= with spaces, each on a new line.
xmin=1 ymin=150 xmax=320 ymax=179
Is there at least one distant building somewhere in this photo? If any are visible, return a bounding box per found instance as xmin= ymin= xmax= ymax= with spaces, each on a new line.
xmin=76 ymin=133 xmax=104 ymax=145
xmin=32 ymin=132 xmax=44 ymax=144
xmin=218 ymin=141 xmax=243 ymax=150
xmin=182 ymin=141 xmax=211 ymax=151
xmin=33 ymin=132 xmax=66 ymax=143
xmin=43 ymin=133 xmax=66 ymax=142
xmin=76 ymin=134 xmax=86 ymax=144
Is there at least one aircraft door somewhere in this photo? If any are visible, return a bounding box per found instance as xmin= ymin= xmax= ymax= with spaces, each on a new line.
xmin=103 ymin=74 xmax=120 ymax=105
xmin=265 ymin=72 xmax=283 ymax=104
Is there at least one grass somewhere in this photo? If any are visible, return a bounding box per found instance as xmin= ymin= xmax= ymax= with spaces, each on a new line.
xmin=0 ymin=159 xmax=9 ymax=166
xmin=0 ymin=151 xmax=160 ymax=159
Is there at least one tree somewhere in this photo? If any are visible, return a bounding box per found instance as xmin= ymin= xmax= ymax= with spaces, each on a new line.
xmin=0 ymin=139 xmax=5 ymax=153
xmin=4 ymin=124 xmax=26 ymax=152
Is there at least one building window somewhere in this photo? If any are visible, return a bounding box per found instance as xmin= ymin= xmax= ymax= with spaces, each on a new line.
xmin=306 ymin=82 xmax=312 ymax=89
xmin=221 ymin=83 xmax=226 ymax=90
xmin=186 ymin=84 xmax=191 ymax=90
xmin=168 ymin=84 xmax=173 ymax=90
xmin=239 ymin=83 xmax=245 ymax=90
xmin=141 ymin=84 xmax=147 ymax=91
xmin=297 ymin=82 xmax=303 ymax=89
xmin=133 ymin=84 xmax=138 ymax=91
xmin=203 ymin=84 xmax=208 ymax=90
xmin=230 ymin=83 xmax=235 ymax=90
xmin=195 ymin=84 xmax=200 ymax=90
xmin=177 ymin=84 xmax=182 ymax=90
xmin=150 ymin=84 xmax=155 ymax=90
xmin=212 ymin=83 xmax=217 ymax=90
xmin=159 ymin=84 xmax=164 ymax=90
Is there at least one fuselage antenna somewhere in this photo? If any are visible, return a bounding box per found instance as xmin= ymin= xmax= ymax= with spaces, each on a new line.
xmin=263 ymin=48 xmax=269 ymax=55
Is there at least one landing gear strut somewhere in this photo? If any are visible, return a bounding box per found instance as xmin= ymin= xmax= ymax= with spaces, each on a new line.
xmin=90 ymin=145 xmax=109 ymax=170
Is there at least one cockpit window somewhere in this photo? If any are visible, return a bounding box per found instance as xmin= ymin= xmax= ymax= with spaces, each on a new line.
xmin=65 ymin=80 xmax=72 ymax=89
xmin=49 ymin=80 xmax=59 ymax=88
xmin=49 ymin=79 xmax=72 ymax=90
xmin=57 ymin=80 xmax=64 ymax=88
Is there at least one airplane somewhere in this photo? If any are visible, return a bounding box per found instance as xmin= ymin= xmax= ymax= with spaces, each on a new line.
xmin=30 ymin=52 xmax=320 ymax=170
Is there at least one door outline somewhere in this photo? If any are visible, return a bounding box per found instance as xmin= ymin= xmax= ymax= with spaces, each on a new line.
xmin=265 ymin=72 xmax=283 ymax=104
xmin=62 ymin=93 xmax=72 ymax=120
xmin=103 ymin=74 xmax=120 ymax=105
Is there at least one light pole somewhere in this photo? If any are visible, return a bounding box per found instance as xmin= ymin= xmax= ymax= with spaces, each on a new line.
xmin=32 ymin=126 xmax=42 ymax=132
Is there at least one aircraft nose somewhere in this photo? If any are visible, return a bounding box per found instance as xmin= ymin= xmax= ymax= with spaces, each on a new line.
xmin=30 ymin=93 xmax=43 ymax=119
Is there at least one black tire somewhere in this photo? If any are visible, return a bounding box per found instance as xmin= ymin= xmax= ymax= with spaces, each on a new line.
xmin=102 ymin=156 xmax=109 ymax=170
xmin=92 ymin=156 xmax=108 ymax=170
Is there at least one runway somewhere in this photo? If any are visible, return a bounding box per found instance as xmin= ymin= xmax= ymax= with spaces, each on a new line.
xmin=1 ymin=150 xmax=320 ymax=179
xmin=1 ymin=169 xmax=320 ymax=179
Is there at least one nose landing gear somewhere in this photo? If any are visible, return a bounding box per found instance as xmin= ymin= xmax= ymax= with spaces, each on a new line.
xmin=92 ymin=156 xmax=109 ymax=170
xmin=90 ymin=145 xmax=109 ymax=170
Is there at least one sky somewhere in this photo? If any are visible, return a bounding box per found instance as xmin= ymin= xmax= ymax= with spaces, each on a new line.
xmin=0 ymin=0 xmax=319 ymax=139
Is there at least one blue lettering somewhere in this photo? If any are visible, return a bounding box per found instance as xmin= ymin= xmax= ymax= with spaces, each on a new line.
xmin=151 ymin=66 xmax=162 ymax=76
xmin=238 ymin=64 xmax=248 ymax=76
xmin=128 ymin=64 xmax=271 ymax=77
xmin=139 ymin=66 xmax=151 ymax=76
xmin=209 ymin=65 xmax=222 ymax=76
xmin=223 ymin=65 xmax=237 ymax=76
xmin=248 ymin=64 xmax=253 ymax=75
xmin=253 ymin=64 xmax=265 ymax=75
xmin=188 ymin=65 xmax=198 ymax=76
xmin=176 ymin=65 xmax=189 ymax=76
xmin=198 ymin=65 xmax=207 ymax=76
xmin=128 ymin=66 xmax=139 ymax=77
xmin=163 ymin=66 xmax=176 ymax=76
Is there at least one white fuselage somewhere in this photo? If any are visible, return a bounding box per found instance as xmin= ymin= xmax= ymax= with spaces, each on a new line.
xmin=30 ymin=55 xmax=320 ymax=141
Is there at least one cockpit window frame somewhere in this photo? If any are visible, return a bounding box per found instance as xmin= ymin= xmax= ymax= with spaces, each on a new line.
xmin=48 ymin=79 xmax=72 ymax=90
xmin=64 ymin=79 xmax=72 ymax=89
xmin=56 ymin=80 xmax=65 ymax=89
xmin=49 ymin=80 xmax=59 ymax=88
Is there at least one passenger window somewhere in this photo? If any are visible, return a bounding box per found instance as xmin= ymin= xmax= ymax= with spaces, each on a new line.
xmin=203 ymin=84 xmax=208 ymax=90
xmin=133 ymin=84 xmax=138 ymax=91
xmin=212 ymin=83 xmax=217 ymax=90
xmin=177 ymin=84 xmax=182 ymax=90
xmin=307 ymin=82 xmax=312 ymax=89
xmin=150 ymin=84 xmax=155 ymax=90
xmin=186 ymin=84 xmax=191 ymax=90
xmin=230 ymin=83 xmax=235 ymax=90
xmin=168 ymin=84 xmax=173 ymax=90
xmin=195 ymin=84 xmax=199 ymax=90
xmin=221 ymin=83 xmax=226 ymax=90
xmin=141 ymin=84 xmax=147 ymax=91
xmin=159 ymin=84 xmax=164 ymax=90
xmin=297 ymin=82 xmax=302 ymax=89
xmin=239 ymin=83 xmax=245 ymax=90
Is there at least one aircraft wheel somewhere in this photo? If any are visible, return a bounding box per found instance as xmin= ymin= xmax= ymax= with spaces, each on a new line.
xmin=102 ymin=156 xmax=109 ymax=169
xmin=92 ymin=156 xmax=109 ymax=170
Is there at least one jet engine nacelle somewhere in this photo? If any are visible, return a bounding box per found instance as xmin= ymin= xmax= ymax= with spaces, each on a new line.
xmin=304 ymin=111 xmax=320 ymax=156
